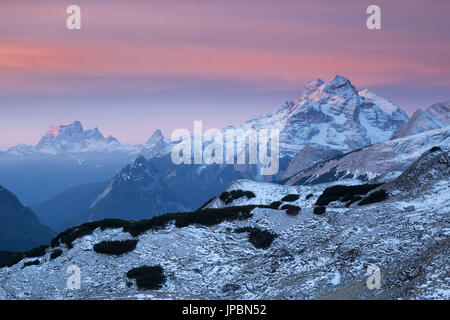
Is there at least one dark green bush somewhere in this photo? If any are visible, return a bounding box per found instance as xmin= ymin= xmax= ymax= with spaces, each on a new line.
xmin=126 ymin=265 xmax=166 ymax=290
xmin=0 ymin=246 xmax=48 ymax=269
xmin=51 ymin=219 xmax=130 ymax=248
xmin=0 ymin=252 xmax=23 ymax=268
xmin=50 ymin=249 xmax=63 ymax=260
xmin=280 ymin=204 xmax=296 ymax=210
xmin=305 ymin=193 xmax=313 ymax=200
xmin=174 ymin=206 xmax=257 ymax=228
xmin=313 ymin=206 xmax=326 ymax=215
xmin=281 ymin=194 xmax=300 ymax=202
xmin=124 ymin=213 xmax=180 ymax=237
xmin=358 ymin=190 xmax=388 ymax=206
xmin=22 ymin=260 xmax=40 ymax=268
xmin=345 ymin=195 xmax=363 ymax=207
xmin=24 ymin=245 xmax=48 ymax=258
xmin=219 ymin=190 xmax=256 ymax=204
xmin=430 ymin=146 xmax=441 ymax=153
xmin=269 ymin=201 xmax=282 ymax=209
xmin=93 ymin=240 xmax=138 ymax=255
xmin=235 ymin=227 xmax=277 ymax=249
xmin=285 ymin=205 xmax=301 ymax=216
xmin=125 ymin=205 xmax=267 ymax=236
xmin=315 ymin=184 xmax=382 ymax=206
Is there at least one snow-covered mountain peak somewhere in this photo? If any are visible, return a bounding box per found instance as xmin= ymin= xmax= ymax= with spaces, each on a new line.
xmin=426 ymin=101 xmax=450 ymax=123
xmin=391 ymin=104 xmax=449 ymax=140
xmin=44 ymin=125 xmax=60 ymax=137
xmin=358 ymin=89 xmax=402 ymax=115
xmin=1 ymin=121 xmax=143 ymax=156
xmin=295 ymin=75 xmax=358 ymax=104
xmin=145 ymin=129 xmax=164 ymax=146
xmin=300 ymin=79 xmax=325 ymax=97
xmin=321 ymin=75 xmax=358 ymax=99
xmin=35 ymin=121 xmax=121 ymax=153
xmin=230 ymin=76 xmax=409 ymax=159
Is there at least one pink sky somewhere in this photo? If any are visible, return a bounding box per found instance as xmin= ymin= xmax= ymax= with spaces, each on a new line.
xmin=0 ymin=0 xmax=449 ymax=148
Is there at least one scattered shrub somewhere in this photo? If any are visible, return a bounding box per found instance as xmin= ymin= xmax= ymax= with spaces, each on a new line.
xmin=313 ymin=206 xmax=326 ymax=215
xmin=280 ymin=204 xmax=300 ymax=211
xmin=24 ymin=245 xmax=48 ymax=258
xmin=315 ymin=184 xmax=382 ymax=206
xmin=305 ymin=194 xmax=313 ymax=200
xmin=93 ymin=240 xmax=138 ymax=256
xmin=430 ymin=146 xmax=441 ymax=153
xmin=50 ymin=203 xmax=267 ymax=251
xmin=269 ymin=201 xmax=282 ymax=209
xmin=126 ymin=265 xmax=166 ymax=290
xmin=235 ymin=227 xmax=277 ymax=249
xmin=345 ymin=195 xmax=363 ymax=207
xmin=51 ymin=219 xmax=130 ymax=248
xmin=281 ymin=194 xmax=300 ymax=202
xmin=22 ymin=260 xmax=40 ymax=268
xmin=285 ymin=205 xmax=301 ymax=216
xmin=358 ymin=190 xmax=388 ymax=206
xmin=0 ymin=252 xmax=24 ymax=268
xmin=124 ymin=205 xmax=268 ymax=237
xmin=0 ymin=245 xmax=48 ymax=269
xmin=174 ymin=206 xmax=257 ymax=228
xmin=124 ymin=213 xmax=180 ymax=237
xmin=50 ymin=249 xmax=63 ymax=260
xmin=219 ymin=190 xmax=256 ymax=204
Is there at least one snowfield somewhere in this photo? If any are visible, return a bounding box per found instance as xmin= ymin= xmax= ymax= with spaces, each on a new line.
xmin=0 ymin=148 xmax=448 ymax=300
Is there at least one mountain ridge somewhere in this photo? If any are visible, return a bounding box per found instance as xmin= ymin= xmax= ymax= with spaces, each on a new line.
xmin=0 ymin=186 xmax=55 ymax=252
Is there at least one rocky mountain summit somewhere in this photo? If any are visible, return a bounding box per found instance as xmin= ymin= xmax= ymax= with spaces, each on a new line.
xmin=236 ymin=75 xmax=408 ymax=158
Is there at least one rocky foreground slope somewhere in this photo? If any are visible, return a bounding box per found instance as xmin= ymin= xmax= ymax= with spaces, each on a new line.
xmin=0 ymin=148 xmax=448 ymax=300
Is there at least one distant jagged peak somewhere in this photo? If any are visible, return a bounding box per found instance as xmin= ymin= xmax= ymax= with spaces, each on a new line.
xmin=426 ymin=101 xmax=450 ymax=123
xmin=296 ymin=75 xmax=358 ymax=103
xmin=302 ymin=79 xmax=325 ymax=95
xmin=390 ymin=106 xmax=449 ymax=140
xmin=321 ymin=75 xmax=358 ymax=99
xmin=37 ymin=121 xmax=121 ymax=145
xmin=42 ymin=121 xmax=84 ymax=139
xmin=145 ymin=129 xmax=164 ymax=145
xmin=45 ymin=125 xmax=60 ymax=137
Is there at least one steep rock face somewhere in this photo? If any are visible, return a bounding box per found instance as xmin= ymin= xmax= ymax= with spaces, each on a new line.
xmin=284 ymin=127 xmax=450 ymax=186
xmin=391 ymin=106 xmax=449 ymax=140
xmin=426 ymin=101 xmax=450 ymax=123
xmin=0 ymin=186 xmax=54 ymax=252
